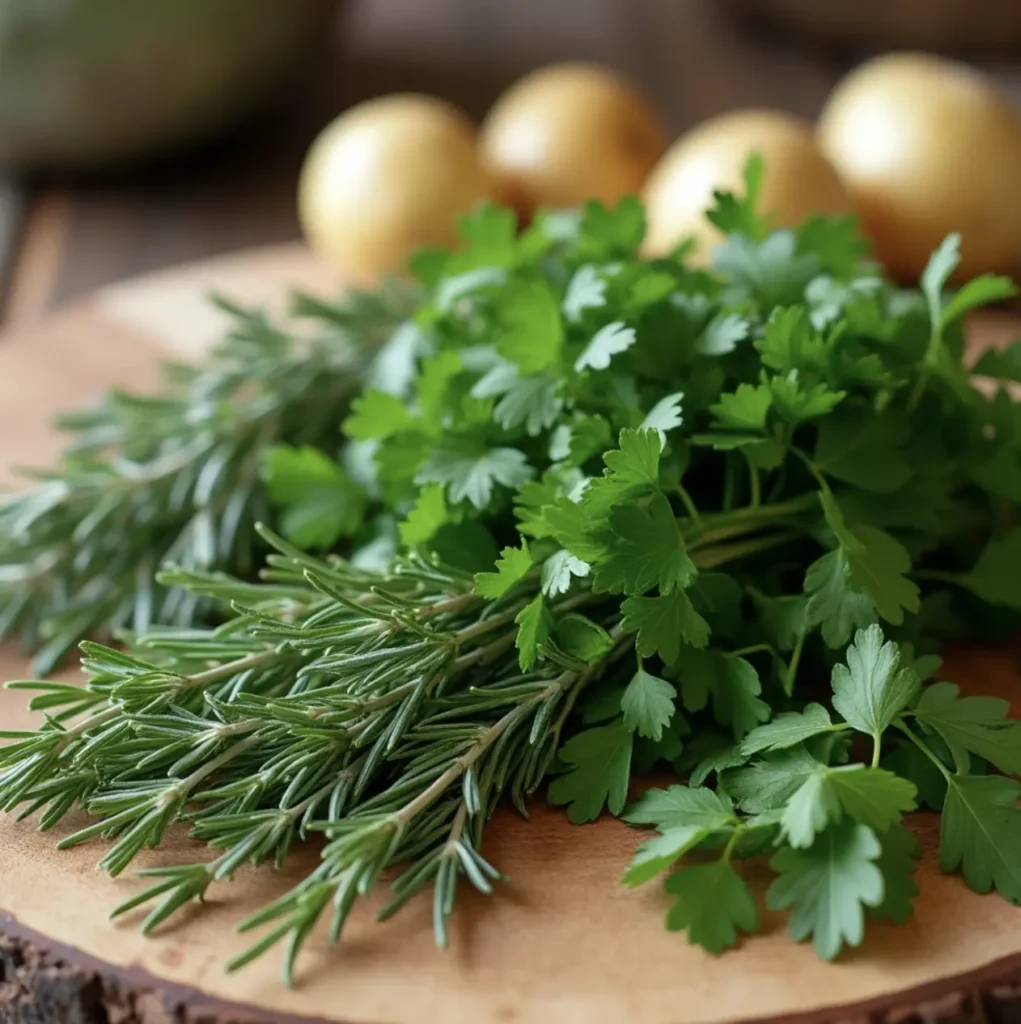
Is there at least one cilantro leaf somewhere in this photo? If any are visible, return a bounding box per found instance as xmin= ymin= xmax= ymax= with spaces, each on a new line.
xmin=914 ymin=682 xmax=1021 ymax=776
xmin=575 ymin=321 xmax=637 ymax=373
xmin=958 ymin=530 xmax=1021 ymax=611
xmin=415 ymin=447 xmax=533 ymax=509
xmin=540 ymin=549 xmax=590 ymax=597
xmin=497 ymin=281 xmax=564 ymax=375
xmin=870 ymin=824 xmax=921 ymax=925
xmin=621 ymin=667 xmax=677 ymax=741
xmin=940 ymin=774 xmax=1021 ymax=901
xmin=342 ymin=390 xmax=416 ymax=441
xmin=831 ymin=624 xmax=919 ymax=740
xmin=398 ymin=483 xmax=447 ymax=546
xmin=473 ymin=542 xmax=532 ymax=598
xmin=740 ymin=704 xmax=837 ymax=756
xmin=262 ymin=445 xmax=365 ymax=550
xmin=673 ymin=648 xmax=769 ymax=739
xmin=594 ymin=493 xmax=695 ymax=596
xmin=622 ymin=591 xmax=709 ymax=663
xmin=767 ymin=820 xmax=884 ymax=961
xmin=547 ymin=719 xmax=633 ymax=824
xmin=664 ymin=862 xmax=761 ymax=954
xmin=515 ymin=594 xmax=551 ymax=671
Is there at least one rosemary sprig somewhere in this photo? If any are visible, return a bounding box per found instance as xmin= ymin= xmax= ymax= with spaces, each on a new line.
xmin=0 ymin=285 xmax=411 ymax=675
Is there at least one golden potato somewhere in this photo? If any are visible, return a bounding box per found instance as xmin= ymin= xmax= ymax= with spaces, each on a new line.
xmin=818 ymin=53 xmax=1021 ymax=281
xmin=298 ymin=95 xmax=492 ymax=282
xmin=643 ymin=109 xmax=852 ymax=260
xmin=480 ymin=63 xmax=667 ymax=214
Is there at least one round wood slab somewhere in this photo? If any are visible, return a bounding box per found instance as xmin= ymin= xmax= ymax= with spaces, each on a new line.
xmin=1 ymin=249 xmax=1021 ymax=1024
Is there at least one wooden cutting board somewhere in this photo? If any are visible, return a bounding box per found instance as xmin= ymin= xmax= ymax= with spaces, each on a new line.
xmin=1 ymin=247 xmax=1021 ymax=1024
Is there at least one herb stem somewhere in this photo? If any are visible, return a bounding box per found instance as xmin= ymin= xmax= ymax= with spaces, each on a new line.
xmin=896 ymin=720 xmax=953 ymax=781
xmin=785 ymin=628 xmax=806 ymax=697
xmin=674 ymin=485 xmax=701 ymax=525
xmin=747 ymin=460 xmax=761 ymax=509
xmin=693 ymin=529 xmax=803 ymax=570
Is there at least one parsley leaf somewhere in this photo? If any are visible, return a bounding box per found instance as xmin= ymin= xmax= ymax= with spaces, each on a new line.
xmin=594 ymin=493 xmax=695 ymax=595
xmin=870 ymin=824 xmax=921 ymax=924
xmin=342 ymin=390 xmax=416 ymax=441
xmin=515 ymin=593 xmax=551 ymax=671
xmin=706 ymin=153 xmax=767 ymax=240
xmin=547 ymin=719 xmax=634 ymax=824
xmin=621 ymin=667 xmax=677 ymax=741
xmin=709 ymin=383 xmax=772 ymax=432
xmin=262 ymin=445 xmax=365 ymax=549
xmin=398 ymin=483 xmax=447 ymax=546
xmin=973 ymin=339 xmax=1021 ymax=382
xmin=673 ymin=648 xmax=769 ymax=739
xmin=575 ymin=321 xmax=637 ymax=373
xmin=415 ymin=447 xmax=533 ymax=509
xmin=497 ymin=281 xmax=564 ymax=374
xmin=940 ymin=775 xmax=1021 ymax=901
xmin=768 ymin=820 xmax=884 ymax=960
xmin=958 ymin=530 xmax=1021 ymax=611
xmin=726 ymin=748 xmax=821 ymax=814
xmin=473 ymin=542 xmax=532 ymax=598
xmin=552 ymin=614 xmax=613 ymax=664
xmin=540 ymin=549 xmax=590 ymax=597
xmin=622 ymin=591 xmax=709 ymax=663
xmin=664 ymin=862 xmax=761 ymax=954
xmin=804 ymin=548 xmax=877 ymax=648
xmin=740 ymin=704 xmax=837 ymax=756
xmin=640 ymin=392 xmax=684 ymax=441
xmin=914 ymin=682 xmax=1021 ymax=776
xmin=831 ymin=624 xmax=919 ymax=741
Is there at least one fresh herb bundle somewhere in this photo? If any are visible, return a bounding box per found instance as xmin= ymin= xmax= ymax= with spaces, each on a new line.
xmin=0 ymin=283 xmax=411 ymax=674
xmin=4 ymin=159 xmax=1021 ymax=981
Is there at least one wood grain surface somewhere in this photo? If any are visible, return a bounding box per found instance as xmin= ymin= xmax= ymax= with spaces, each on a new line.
xmin=0 ymin=245 xmax=1020 ymax=1024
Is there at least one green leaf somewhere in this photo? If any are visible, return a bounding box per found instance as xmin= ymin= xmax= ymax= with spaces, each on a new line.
xmin=497 ymin=281 xmax=564 ymax=375
xmin=709 ymin=383 xmax=772 ymax=432
xmin=416 ymin=350 xmax=462 ymax=425
xmin=262 ymin=445 xmax=365 ymax=550
xmin=455 ymin=203 xmax=520 ymax=267
xmin=768 ymin=820 xmax=884 ymax=960
xmin=575 ymin=321 xmax=637 ymax=373
xmin=804 ymin=548 xmax=877 ymax=649
xmin=796 ymin=215 xmax=869 ymax=278
xmin=398 ymin=484 xmax=447 ymax=547
xmin=577 ymin=195 xmax=646 ymax=259
xmin=415 ymin=447 xmax=534 ymax=509
xmin=640 ymin=393 xmax=684 ymax=441
xmin=780 ymin=770 xmax=841 ymax=848
xmin=921 ymin=234 xmax=961 ymax=329
xmin=664 ymin=862 xmax=761 ymax=954
xmin=740 ymin=704 xmax=836 ymax=756
xmin=726 ymin=748 xmax=821 ymax=814
xmin=769 ymin=374 xmax=845 ymax=424
xmin=959 ymin=530 xmax=1021 ymax=611
xmin=594 ymin=493 xmax=695 ymax=596
xmin=623 ymin=827 xmax=713 ymax=887
xmin=540 ymin=549 xmax=590 ymax=597
xmin=562 ymin=264 xmax=607 ymax=322
xmin=473 ymin=542 xmax=532 ymax=598
xmin=492 ymin=376 xmax=564 ymax=436
xmin=818 ymin=492 xmax=920 ymax=628
xmin=941 ymin=274 xmax=1017 ymax=325
xmin=624 ymin=784 xmax=734 ymax=829
xmin=622 ymin=592 xmax=710 ymax=664
xmin=673 ymin=648 xmax=769 ymax=739
xmin=552 ymin=614 xmax=613 ymax=664
xmin=831 ymin=624 xmax=919 ymax=740
xmin=940 ymin=774 xmax=1021 ymax=901
xmin=756 ymin=307 xmax=826 ymax=375
xmin=823 ymin=766 xmax=917 ymax=833
xmin=813 ymin=410 xmax=912 ymax=494
xmin=750 ymin=590 xmax=808 ymax=652
xmin=973 ymin=339 xmax=1021 ymax=382
xmin=547 ymin=720 xmax=634 ymax=824
xmin=870 ymin=824 xmax=921 ymax=924
xmin=515 ymin=594 xmax=551 ymax=671
xmin=914 ymin=682 xmax=1021 ymax=776
xmin=706 ymin=153 xmax=767 ymax=240
xmin=621 ymin=668 xmax=677 ymax=741
xmin=342 ymin=389 xmax=416 ymax=441
xmin=713 ymin=231 xmax=819 ymax=307
xmin=601 ymin=427 xmax=663 ymax=491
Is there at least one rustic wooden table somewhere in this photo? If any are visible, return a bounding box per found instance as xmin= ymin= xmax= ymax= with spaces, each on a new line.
xmin=1 ymin=0 xmax=1019 ymax=324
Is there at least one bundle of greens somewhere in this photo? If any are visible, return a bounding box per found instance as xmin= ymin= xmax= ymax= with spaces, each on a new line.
xmin=0 ymin=282 xmax=412 ymax=674
xmin=4 ymin=160 xmax=1021 ymax=981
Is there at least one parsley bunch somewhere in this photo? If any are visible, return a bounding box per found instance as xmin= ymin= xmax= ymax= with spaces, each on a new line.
xmin=4 ymin=159 xmax=1021 ymax=978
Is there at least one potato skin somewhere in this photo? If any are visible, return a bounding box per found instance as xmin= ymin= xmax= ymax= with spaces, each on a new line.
xmin=480 ymin=63 xmax=667 ymax=215
xmin=643 ymin=109 xmax=852 ymax=261
xmin=818 ymin=53 xmax=1021 ymax=281
xmin=299 ymin=94 xmax=492 ymax=282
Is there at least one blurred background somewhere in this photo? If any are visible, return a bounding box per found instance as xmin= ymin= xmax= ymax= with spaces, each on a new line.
xmin=3 ymin=0 xmax=1021 ymax=321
